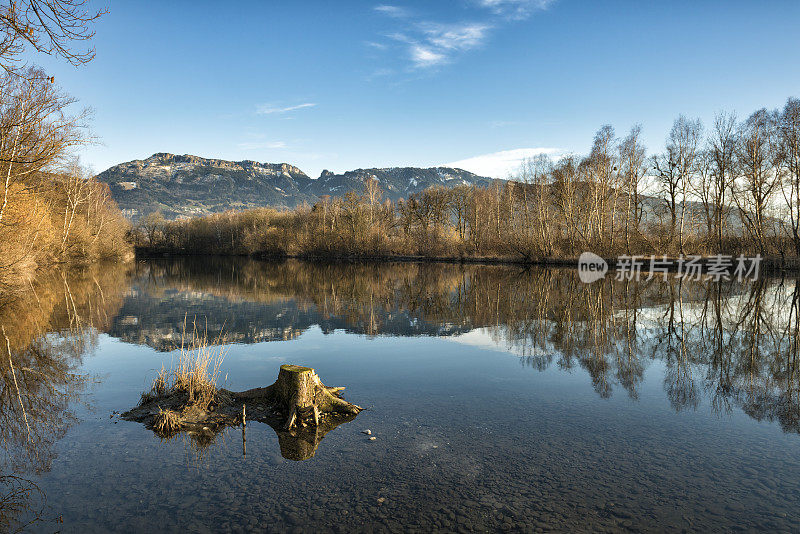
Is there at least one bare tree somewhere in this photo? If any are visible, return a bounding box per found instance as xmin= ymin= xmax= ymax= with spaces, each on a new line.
xmin=58 ymin=160 xmax=92 ymax=254
xmin=363 ymin=176 xmax=382 ymax=227
xmin=515 ymin=154 xmax=553 ymax=257
xmin=0 ymin=0 xmax=106 ymax=74
xmin=652 ymin=116 xmax=702 ymax=253
xmin=552 ymin=155 xmax=582 ymax=252
xmin=139 ymin=211 xmax=164 ymax=247
xmin=618 ymin=125 xmax=646 ymax=252
xmin=587 ymin=125 xmax=617 ymax=250
xmin=0 ymin=68 xmax=87 ymax=226
xmin=733 ymin=108 xmax=780 ymax=254
xmin=671 ymin=116 xmax=703 ymax=253
xmin=652 ymin=143 xmax=680 ymax=236
xmin=779 ymin=98 xmax=800 ymax=254
xmin=708 ymin=112 xmax=737 ymax=251
xmin=688 ymin=149 xmax=715 ymax=241
xmin=448 ymin=184 xmax=471 ymax=241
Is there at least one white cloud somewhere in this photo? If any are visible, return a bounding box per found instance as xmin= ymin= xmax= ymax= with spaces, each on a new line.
xmin=387 ymin=32 xmax=413 ymax=44
xmin=402 ymin=22 xmax=491 ymax=69
xmin=443 ymin=147 xmax=560 ymax=178
xmin=370 ymin=1 xmax=550 ymax=71
xmin=410 ymin=45 xmax=447 ymax=67
xmin=374 ymin=5 xmax=409 ymax=18
xmin=237 ymin=141 xmax=287 ymax=150
xmin=257 ymin=102 xmax=317 ymax=115
xmin=422 ymin=22 xmax=491 ymax=51
xmin=478 ymin=0 xmax=554 ymax=19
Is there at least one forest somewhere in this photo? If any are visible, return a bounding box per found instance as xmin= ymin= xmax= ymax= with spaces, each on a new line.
xmin=134 ymin=97 xmax=800 ymax=263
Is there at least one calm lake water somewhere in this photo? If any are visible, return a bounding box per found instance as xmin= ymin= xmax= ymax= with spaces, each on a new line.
xmin=3 ymin=258 xmax=800 ymax=532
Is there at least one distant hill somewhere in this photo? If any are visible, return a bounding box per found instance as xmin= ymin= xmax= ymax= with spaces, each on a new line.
xmin=96 ymin=153 xmax=495 ymax=221
xmin=311 ymin=167 xmax=493 ymax=201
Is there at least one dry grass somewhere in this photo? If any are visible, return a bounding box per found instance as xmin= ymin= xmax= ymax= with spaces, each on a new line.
xmin=172 ymin=322 xmax=226 ymax=410
xmin=153 ymin=408 xmax=182 ymax=435
xmin=152 ymin=366 xmax=168 ymax=397
xmin=140 ymin=320 xmax=227 ymax=411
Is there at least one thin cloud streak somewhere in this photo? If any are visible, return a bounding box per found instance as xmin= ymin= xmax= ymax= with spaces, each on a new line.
xmin=257 ymin=102 xmax=317 ymax=115
xmin=421 ymin=22 xmax=492 ymax=51
xmin=478 ymin=0 xmax=554 ymax=19
xmin=237 ymin=141 xmax=288 ymax=150
xmin=374 ymin=5 xmax=409 ymax=18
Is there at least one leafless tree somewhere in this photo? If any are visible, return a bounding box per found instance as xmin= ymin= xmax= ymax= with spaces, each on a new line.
xmin=552 ymin=155 xmax=582 ymax=252
xmin=653 ymin=116 xmax=703 ymax=252
xmin=618 ymin=125 xmax=646 ymax=252
xmin=708 ymin=112 xmax=737 ymax=250
xmin=733 ymin=108 xmax=780 ymax=254
xmin=139 ymin=211 xmax=164 ymax=247
xmin=587 ymin=125 xmax=617 ymax=250
xmin=0 ymin=0 xmax=106 ymax=74
xmin=670 ymin=116 xmax=703 ymax=253
xmin=0 ymin=67 xmax=87 ymax=226
xmin=688 ymin=149 xmax=715 ymax=241
xmin=779 ymin=98 xmax=800 ymax=254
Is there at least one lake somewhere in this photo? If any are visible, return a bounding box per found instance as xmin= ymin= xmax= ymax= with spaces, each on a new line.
xmin=2 ymin=257 xmax=800 ymax=532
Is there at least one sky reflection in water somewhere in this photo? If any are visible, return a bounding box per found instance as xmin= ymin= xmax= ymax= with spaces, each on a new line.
xmin=3 ymin=258 xmax=800 ymax=532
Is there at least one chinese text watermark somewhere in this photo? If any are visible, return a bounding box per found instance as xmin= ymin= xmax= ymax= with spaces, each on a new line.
xmin=578 ymin=253 xmax=761 ymax=283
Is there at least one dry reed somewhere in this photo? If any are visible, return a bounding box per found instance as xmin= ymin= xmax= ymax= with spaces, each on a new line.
xmin=140 ymin=319 xmax=227 ymax=412
xmin=153 ymin=408 xmax=182 ymax=434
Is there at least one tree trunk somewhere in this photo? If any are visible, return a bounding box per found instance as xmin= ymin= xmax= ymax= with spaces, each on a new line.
xmin=240 ymin=364 xmax=362 ymax=430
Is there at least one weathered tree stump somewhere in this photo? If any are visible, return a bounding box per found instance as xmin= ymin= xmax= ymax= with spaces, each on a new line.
xmin=238 ymin=364 xmax=362 ymax=430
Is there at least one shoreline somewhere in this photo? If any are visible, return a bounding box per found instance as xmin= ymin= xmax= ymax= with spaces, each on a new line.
xmin=133 ymin=249 xmax=800 ymax=273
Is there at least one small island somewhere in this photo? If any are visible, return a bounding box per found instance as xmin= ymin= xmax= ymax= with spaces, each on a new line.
xmin=123 ymin=360 xmax=362 ymax=461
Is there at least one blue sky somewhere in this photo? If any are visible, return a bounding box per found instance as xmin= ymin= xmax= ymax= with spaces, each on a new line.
xmin=30 ymin=0 xmax=800 ymax=178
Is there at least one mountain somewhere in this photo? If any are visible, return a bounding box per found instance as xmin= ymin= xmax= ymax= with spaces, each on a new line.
xmin=96 ymin=153 xmax=316 ymax=220
xmin=309 ymin=167 xmax=494 ymax=201
xmin=96 ymin=153 xmax=495 ymax=221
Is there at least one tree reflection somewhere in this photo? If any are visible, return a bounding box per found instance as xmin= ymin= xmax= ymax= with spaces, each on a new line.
xmin=109 ymin=257 xmax=800 ymax=437
xmin=0 ymin=262 xmax=126 ymax=531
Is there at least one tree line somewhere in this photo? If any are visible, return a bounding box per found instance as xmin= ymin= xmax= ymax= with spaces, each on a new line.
xmin=135 ymin=96 xmax=800 ymax=262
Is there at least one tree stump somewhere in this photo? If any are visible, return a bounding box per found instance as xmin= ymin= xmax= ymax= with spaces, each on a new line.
xmin=238 ymin=364 xmax=362 ymax=430
xmin=274 ymin=364 xmax=362 ymax=429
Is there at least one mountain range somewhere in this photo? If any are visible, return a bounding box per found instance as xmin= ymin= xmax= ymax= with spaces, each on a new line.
xmin=96 ymin=153 xmax=495 ymax=220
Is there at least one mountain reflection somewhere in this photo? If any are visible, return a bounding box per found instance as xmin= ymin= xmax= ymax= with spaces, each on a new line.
xmin=0 ymin=263 xmax=127 ymax=531
xmin=112 ymin=258 xmax=800 ymax=435
xmin=4 ymin=257 xmax=800 ymax=525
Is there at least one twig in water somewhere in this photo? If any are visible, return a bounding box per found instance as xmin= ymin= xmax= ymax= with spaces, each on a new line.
xmin=3 ymin=325 xmax=31 ymax=442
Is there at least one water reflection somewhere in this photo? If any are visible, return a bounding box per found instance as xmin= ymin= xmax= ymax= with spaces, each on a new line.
xmin=113 ymin=258 xmax=800 ymax=436
xmin=0 ymin=263 xmax=127 ymax=531
xmin=4 ymin=257 xmax=800 ymax=531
